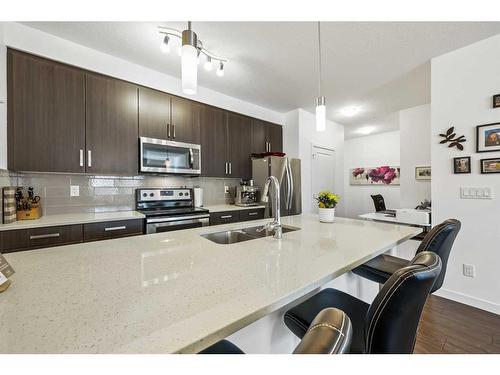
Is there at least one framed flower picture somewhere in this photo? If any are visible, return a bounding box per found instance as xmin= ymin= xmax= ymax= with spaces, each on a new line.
xmin=476 ymin=122 xmax=500 ymax=153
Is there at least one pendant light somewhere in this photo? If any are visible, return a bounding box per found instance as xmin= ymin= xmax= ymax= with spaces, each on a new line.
xmin=315 ymin=22 xmax=326 ymax=132
xmin=158 ymin=22 xmax=228 ymax=95
xmin=181 ymin=21 xmax=198 ymax=95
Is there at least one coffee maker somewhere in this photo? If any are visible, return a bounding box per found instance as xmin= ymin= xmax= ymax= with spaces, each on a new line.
xmin=235 ymin=180 xmax=260 ymax=207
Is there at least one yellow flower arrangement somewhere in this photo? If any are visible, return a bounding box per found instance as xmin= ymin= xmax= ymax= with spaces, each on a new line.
xmin=315 ymin=191 xmax=340 ymax=209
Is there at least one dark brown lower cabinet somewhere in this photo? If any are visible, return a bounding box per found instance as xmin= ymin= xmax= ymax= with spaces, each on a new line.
xmin=0 ymin=225 xmax=83 ymax=253
xmin=209 ymin=208 xmax=265 ymax=226
xmin=0 ymin=219 xmax=144 ymax=253
xmin=83 ymin=219 xmax=144 ymax=242
xmin=239 ymin=208 xmax=265 ymax=221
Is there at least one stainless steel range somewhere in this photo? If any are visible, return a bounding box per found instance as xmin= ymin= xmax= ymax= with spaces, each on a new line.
xmin=136 ymin=188 xmax=210 ymax=234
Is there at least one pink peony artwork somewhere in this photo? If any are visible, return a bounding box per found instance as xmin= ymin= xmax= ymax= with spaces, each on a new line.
xmin=350 ymin=165 xmax=400 ymax=185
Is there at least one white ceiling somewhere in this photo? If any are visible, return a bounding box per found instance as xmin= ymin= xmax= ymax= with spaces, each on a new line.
xmin=22 ymin=21 xmax=500 ymax=127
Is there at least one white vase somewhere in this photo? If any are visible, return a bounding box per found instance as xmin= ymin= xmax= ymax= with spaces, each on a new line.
xmin=318 ymin=207 xmax=335 ymax=223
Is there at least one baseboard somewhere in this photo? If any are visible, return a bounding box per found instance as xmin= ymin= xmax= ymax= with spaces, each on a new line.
xmin=434 ymin=288 xmax=500 ymax=315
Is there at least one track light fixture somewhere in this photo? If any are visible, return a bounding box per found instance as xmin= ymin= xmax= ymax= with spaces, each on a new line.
xmin=158 ymin=22 xmax=228 ymax=95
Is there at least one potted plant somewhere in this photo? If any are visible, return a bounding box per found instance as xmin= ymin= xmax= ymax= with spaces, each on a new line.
xmin=315 ymin=191 xmax=340 ymax=223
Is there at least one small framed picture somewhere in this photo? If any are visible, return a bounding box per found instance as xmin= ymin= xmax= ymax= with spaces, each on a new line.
xmin=493 ymin=94 xmax=500 ymax=108
xmin=480 ymin=158 xmax=500 ymax=174
xmin=453 ymin=156 xmax=471 ymax=174
xmin=476 ymin=122 xmax=500 ymax=153
xmin=415 ymin=166 xmax=431 ymax=180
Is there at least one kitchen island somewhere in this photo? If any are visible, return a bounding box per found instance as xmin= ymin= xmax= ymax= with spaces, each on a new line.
xmin=0 ymin=214 xmax=419 ymax=353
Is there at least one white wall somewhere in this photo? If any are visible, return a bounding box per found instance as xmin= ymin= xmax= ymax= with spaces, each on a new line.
xmin=432 ymin=34 xmax=500 ymax=314
xmin=0 ymin=23 xmax=7 ymax=170
xmin=343 ymin=131 xmax=401 ymax=219
xmin=284 ymin=109 xmax=345 ymax=216
xmin=400 ymin=104 xmax=431 ymax=208
xmin=282 ymin=109 xmax=299 ymax=159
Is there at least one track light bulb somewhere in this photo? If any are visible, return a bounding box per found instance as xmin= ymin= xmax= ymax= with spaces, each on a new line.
xmin=160 ymin=35 xmax=170 ymax=53
xmin=204 ymin=56 xmax=213 ymax=71
xmin=216 ymin=62 xmax=224 ymax=77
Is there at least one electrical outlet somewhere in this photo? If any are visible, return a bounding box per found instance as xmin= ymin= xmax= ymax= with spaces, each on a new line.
xmin=463 ymin=264 xmax=475 ymax=278
xmin=70 ymin=185 xmax=80 ymax=197
xmin=224 ymin=185 xmax=230 ymax=194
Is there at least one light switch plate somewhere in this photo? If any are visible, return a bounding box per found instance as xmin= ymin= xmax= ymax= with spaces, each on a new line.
xmin=460 ymin=187 xmax=493 ymax=199
xmin=463 ymin=264 xmax=475 ymax=278
xmin=70 ymin=185 xmax=80 ymax=197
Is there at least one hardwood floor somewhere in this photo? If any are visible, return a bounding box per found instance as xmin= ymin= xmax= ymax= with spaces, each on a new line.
xmin=414 ymin=295 xmax=500 ymax=354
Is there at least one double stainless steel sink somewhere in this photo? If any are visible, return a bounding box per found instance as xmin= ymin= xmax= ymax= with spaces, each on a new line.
xmin=201 ymin=224 xmax=300 ymax=244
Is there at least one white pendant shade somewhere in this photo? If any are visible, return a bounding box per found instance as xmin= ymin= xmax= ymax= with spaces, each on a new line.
xmin=315 ymin=102 xmax=326 ymax=132
xmin=181 ymin=44 xmax=198 ymax=95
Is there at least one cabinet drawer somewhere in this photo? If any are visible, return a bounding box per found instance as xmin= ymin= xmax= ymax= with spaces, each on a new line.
xmin=83 ymin=219 xmax=144 ymax=242
xmin=0 ymin=225 xmax=83 ymax=253
xmin=29 ymin=225 xmax=83 ymax=249
xmin=1 ymin=229 xmax=30 ymax=253
xmin=209 ymin=211 xmax=240 ymax=226
xmin=239 ymin=208 xmax=265 ymax=221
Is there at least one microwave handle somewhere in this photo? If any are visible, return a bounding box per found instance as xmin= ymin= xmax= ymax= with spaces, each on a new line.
xmin=189 ymin=148 xmax=194 ymax=168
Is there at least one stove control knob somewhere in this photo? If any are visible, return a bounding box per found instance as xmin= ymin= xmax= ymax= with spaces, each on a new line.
xmin=142 ymin=193 xmax=147 ymax=197
xmin=179 ymin=192 xmax=183 ymax=196
xmin=150 ymin=193 xmax=154 ymax=197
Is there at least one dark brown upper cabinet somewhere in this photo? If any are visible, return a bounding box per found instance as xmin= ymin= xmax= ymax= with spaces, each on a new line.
xmin=7 ymin=49 xmax=86 ymax=173
xmin=200 ymin=105 xmax=228 ymax=177
xmin=138 ymin=87 xmax=171 ymax=140
xmin=250 ymin=118 xmax=283 ymax=154
xmin=85 ymin=73 xmax=139 ymax=175
xmin=138 ymin=90 xmax=200 ymax=144
xmin=267 ymin=122 xmax=283 ymax=153
xmin=227 ymin=112 xmax=252 ymax=179
xmin=170 ymin=96 xmax=201 ymax=144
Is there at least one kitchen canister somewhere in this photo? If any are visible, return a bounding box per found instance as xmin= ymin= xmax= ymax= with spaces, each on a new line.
xmin=194 ymin=187 xmax=204 ymax=207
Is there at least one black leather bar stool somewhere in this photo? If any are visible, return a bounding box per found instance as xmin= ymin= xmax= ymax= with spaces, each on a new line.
xmin=199 ymin=308 xmax=352 ymax=354
xmin=284 ymin=252 xmax=441 ymax=354
xmin=352 ymin=219 xmax=460 ymax=293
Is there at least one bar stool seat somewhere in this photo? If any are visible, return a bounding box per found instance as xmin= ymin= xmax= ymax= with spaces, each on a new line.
xmin=285 ymin=288 xmax=368 ymax=354
xmin=353 ymin=254 xmax=409 ymax=285
xmin=199 ymin=339 xmax=245 ymax=354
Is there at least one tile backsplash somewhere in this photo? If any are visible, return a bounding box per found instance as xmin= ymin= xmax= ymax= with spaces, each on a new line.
xmin=1 ymin=169 xmax=241 ymax=216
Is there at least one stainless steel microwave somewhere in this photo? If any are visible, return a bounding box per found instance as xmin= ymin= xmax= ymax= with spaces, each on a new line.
xmin=139 ymin=137 xmax=201 ymax=175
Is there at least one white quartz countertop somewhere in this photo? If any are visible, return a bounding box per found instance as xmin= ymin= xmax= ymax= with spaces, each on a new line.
xmin=359 ymin=212 xmax=431 ymax=227
xmin=204 ymin=204 xmax=266 ymax=212
xmin=0 ymin=211 xmax=145 ymax=231
xmin=0 ymin=214 xmax=419 ymax=353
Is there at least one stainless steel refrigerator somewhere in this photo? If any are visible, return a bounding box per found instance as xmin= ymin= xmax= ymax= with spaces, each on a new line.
xmin=252 ymin=156 xmax=302 ymax=217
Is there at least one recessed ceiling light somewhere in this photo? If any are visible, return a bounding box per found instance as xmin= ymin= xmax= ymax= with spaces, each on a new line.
xmin=357 ymin=126 xmax=375 ymax=135
xmin=340 ymin=106 xmax=361 ymax=117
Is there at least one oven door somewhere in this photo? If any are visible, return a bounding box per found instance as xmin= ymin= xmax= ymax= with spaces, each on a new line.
xmin=146 ymin=214 xmax=209 ymax=234
xmin=140 ymin=137 xmax=201 ymax=174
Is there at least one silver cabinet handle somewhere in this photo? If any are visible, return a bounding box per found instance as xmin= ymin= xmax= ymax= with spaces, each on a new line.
xmin=225 ymin=162 xmax=228 ymax=174
xmin=167 ymin=123 xmax=171 ymax=138
xmin=104 ymin=226 xmax=127 ymax=232
xmin=172 ymin=124 xmax=176 ymax=139
xmin=30 ymin=233 xmax=60 ymax=240
xmin=248 ymin=212 xmax=258 ymax=216
xmin=79 ymin=149 xmax=84 ymax=167
xmin=269 ymin=142 xmax=272 ymax=152
xmin=87 ymin=150 xmax=92 ymax=167
xmin=220 ymin=215 xmax=233 ymax=219
xmin=229 ymin=162 xmax=232 ymax=175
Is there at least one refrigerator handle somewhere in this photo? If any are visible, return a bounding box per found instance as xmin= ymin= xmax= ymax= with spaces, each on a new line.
xmin=287 ymin=159 xmax=293 ymax=210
